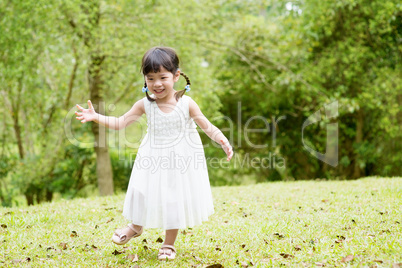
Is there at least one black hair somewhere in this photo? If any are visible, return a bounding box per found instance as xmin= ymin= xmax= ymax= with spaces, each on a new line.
xmin=140 ymin=46 xmax=191 ymax=102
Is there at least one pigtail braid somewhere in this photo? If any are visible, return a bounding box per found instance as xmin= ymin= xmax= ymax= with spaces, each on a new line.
xmin=144 ymin=82 xmax=156 ymax=102
xmin=174 ymin=72 xmax=191 ymax=101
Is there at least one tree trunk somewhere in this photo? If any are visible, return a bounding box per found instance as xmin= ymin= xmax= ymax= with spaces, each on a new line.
xmin=353 ymin=109 xmax=364 ymax=179
xmin=89 ymin=54 xmax=114 ymax=196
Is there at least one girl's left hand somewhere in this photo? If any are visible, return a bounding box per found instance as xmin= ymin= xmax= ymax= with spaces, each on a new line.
xmin=220 ymin=140 xmax=234 ymax=161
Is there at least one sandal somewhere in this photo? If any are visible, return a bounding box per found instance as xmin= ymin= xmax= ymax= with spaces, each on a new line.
xmin=112 ymin=224 xmax=143 ymax=245
xmin=158 ymin=244 xmax=176 ymax=261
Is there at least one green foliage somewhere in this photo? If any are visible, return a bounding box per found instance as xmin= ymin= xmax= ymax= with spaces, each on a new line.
xmin=1 ymin=0 xmax=401 ymax=206
xmin=110 ymin=148 xmax=135 ymax=193
xmin=52 ymin=144 xmax=97 ymax=198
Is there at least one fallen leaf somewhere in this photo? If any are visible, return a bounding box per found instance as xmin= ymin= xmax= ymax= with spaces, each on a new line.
xmin=241 ymin=244 xmax=246 ymax=248
xmin=374 ymin=260 xmax=383 ymax=263
xmin=341 ymin=255 xmax=354 ymax=262
xmin=1 ymin=224 xmax=7 ymax=228
xmin=70 ymin=231 xmax=78 ymax=237
xmin=280 ymin=253 xmax=294 ymax=258
xmin=91 ymin=245 xmax=98 ymax=250
xmin=112 ymin=249 xmax=123 ymax=255
xmin=106 ymin=218 xmax=114 ymax=223
xmin=59 ymin=243 xmax=67 ymax=250
xmin=143 ymin=245 xmax=149 ymax=250
xmin=206 ymin=264 xmax=224 ymax=268
xmin=294 ymin=245 xmax=302 ymax=251
xmin=273 ymin=233 xmax=285 ymax=239
xmin=142 ymin=238 xmax=148 ymax=243
xmin=156 ymin=237 xmax=163 ymax=243
xmin=126 ymin=253 xmax=138 ymax=262
xmin=215 ymin=246 xmax=221 ymax=251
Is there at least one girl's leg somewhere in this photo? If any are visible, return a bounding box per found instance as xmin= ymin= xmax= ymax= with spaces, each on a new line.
xmin=164 ymin=229 xmax=179 ymax=245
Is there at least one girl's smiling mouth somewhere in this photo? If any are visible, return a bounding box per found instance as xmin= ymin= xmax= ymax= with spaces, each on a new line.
xmin=154 ymin=89 xmax=165 ymax=94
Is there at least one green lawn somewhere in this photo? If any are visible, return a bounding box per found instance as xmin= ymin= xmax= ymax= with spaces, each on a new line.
xmin=1 ymin=177 xmax=401 ymax=267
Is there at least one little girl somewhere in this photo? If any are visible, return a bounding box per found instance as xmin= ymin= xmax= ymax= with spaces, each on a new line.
xmin=75 ymin=46 xmax=233 ymax=261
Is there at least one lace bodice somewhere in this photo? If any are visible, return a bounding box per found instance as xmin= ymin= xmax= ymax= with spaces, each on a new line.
xmin=143 ymin=95 xmax=197 ymax=139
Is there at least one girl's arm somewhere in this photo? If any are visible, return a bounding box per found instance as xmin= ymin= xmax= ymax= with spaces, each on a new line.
xmin=75 ymin=99 xmax=145 ymax=130
xmin=189 ymin=98 xmax=233 ymax=161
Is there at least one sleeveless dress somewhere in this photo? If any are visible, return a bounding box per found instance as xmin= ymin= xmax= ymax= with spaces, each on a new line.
xmin=122 ymin=94 xmax=215 ymax=230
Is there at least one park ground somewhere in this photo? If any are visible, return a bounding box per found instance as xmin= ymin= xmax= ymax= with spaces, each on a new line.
xmin=0 ymin=177 xmax=401 ymax=267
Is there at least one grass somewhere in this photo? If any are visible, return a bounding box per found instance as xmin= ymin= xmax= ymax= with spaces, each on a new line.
xmin=0 ymin=176 xmax=401 ymax=267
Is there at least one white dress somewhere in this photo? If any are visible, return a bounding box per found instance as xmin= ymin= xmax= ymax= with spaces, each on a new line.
xmin=122 ymin=95 xmax=215 ymax=230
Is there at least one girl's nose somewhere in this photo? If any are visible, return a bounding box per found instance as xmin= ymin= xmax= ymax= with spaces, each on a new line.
xmin=154 ymin=80 xmax=162 ymax=86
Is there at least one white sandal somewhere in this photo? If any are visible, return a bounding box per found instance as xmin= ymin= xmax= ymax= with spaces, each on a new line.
xmin=112 ymin=224 xmax=143 ymax=245
xmin=158 ymin=244 xmax=176 ymax=260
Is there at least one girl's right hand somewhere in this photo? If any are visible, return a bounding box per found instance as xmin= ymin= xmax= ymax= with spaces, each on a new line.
xmin=75 ymin=100 xmax=97 ymax=123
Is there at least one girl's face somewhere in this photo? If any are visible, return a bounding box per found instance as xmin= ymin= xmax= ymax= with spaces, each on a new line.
xmin=145 ymin=66 xmax=180 ymax=100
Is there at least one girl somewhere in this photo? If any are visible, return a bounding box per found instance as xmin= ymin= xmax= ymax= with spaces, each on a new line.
xmin=75 ymin=46 xmax=233 ymax=261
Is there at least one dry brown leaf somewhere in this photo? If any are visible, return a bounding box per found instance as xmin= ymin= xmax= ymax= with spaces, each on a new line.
xmin=273 ymin=233 xmax=284 ymax=239
xmin=106 ymin=218 xmax=114 ymax=223
xmin=341 ymin=254 xmax=354 ymax=262
xmin=280 ymin=253 xmax=294 ymax=258
xmin=294 ymin=245 xmax=302 ymax=251
xmin=70 ymin=231 xmax=78 ymax=237
xmin=206 ymin=264 xmax=224 ymax=268
xmin=1 ymin=224 xmax=7 ymax=228
xmin=156 ymin=237 xmax=163 ymax=243
xmin=127 ymin=254 xmax=138 ymax=262
xmin=59 ymin=242 xmax=67 ymax=250
xmin=374 ymin=260 xmax=383 ymax=263
xmin=112 ymin=249 xmax=124 ymax=255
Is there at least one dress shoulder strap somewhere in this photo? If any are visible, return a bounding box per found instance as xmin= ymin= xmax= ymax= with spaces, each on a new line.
xmin=143 ymin=96 xmax=151 ymax=115
xmin=180 ymin=95 xmax=191 ymax=118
